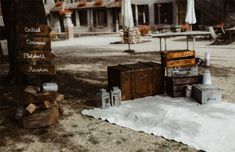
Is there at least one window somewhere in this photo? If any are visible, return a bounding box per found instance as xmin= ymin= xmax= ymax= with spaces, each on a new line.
xmin=79 ymin=10 xmax=88 ymax=26
xmin=154 ymin=3 xmax=173 ymax=25
xmin=93 ymin=9 xmax=107 ymax=27
xmin=137 ymin=5 xmax=149 ymax=25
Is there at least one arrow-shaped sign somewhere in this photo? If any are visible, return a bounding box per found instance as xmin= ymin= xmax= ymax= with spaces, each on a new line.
xmin=20 ymin=51 xmax=56 ymax=61
xmin=19 ymin=35 xmax=51 ymax=50
xmin=21 ymin=64 xmax=56 ymax=75
xmin=17 ymin=25 xmax=52 ymax=35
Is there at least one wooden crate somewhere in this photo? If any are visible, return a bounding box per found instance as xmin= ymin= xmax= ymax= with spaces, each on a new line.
xmin=166 ymin=75 xmax=203 ymax=97
xmin=162 ymin=58 xmax=196 ymax=68
xmin=192 ymin=84 xmax=222 ymax=104
xmin=167 ymin=65 xmax=198 ymax=77
xmin=161 ymin=50 xmax=195 ymax=60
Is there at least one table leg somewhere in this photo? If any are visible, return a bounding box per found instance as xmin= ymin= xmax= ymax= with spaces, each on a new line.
xmin=187 ymin=36 xmax=189 ymax=50
xmin=164 ymin=38 xmax=167 ymax=51
xmin=193 ymin=37 xmax=195 ymax=50
xmin=160 ymin=38 xmax=162 ymax=51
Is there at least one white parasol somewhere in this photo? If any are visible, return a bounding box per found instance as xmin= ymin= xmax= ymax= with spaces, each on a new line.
xmin=185 ymin=0 xmax=197 ymax=27
xmin=121 ymin=0 xmax=134 ymax=29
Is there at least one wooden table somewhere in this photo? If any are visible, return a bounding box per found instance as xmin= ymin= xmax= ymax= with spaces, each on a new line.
xmin=151 ymin=31 xmax=211 ymax=51
xmin=226 ymin=27 xmax=235 ymax=42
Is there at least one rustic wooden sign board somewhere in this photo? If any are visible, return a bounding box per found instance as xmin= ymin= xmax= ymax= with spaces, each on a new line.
xmin=20 ymin=51 xmax=56 ymax=61
xmin=21 ymin=64 xmax=56 ymax=75
xmin=17 ymin=25 xmax=52 ymax=35
xmin=19 ymin=36 xmax=51 ymax=50
xmin=18 ymin=24 xmax=56 ymax=75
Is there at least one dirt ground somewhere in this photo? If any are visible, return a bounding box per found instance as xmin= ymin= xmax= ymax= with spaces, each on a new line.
xmin=0 ymin=38 xmax=235 ymax=152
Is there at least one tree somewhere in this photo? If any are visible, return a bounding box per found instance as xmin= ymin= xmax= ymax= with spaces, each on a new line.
xmin=0 ymin=0 xmax=47 ymax=84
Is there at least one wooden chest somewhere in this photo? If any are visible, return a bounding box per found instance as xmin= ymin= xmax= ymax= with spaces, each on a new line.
xmin=107 ymin=65 xmax=132 ymax=101
xmin=166 ymin=75 xmax=203 ymax=97
xmin=108 ymin=62 xmax=164 ymax=101
xmin=140 ymin=62 xmax=164 ymax=95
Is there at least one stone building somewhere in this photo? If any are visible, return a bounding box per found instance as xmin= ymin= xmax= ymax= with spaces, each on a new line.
xmin=44 ymin=0 xmax=235 ymax=33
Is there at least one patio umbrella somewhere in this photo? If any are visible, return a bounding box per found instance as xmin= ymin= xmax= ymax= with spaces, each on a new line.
xmin=121 ymin=0 xmax=135 ymax=52
xmin=121 ymin=0 xmax=134 ymax=29
xmin=185 ymin=0 xmax=197 ymax=30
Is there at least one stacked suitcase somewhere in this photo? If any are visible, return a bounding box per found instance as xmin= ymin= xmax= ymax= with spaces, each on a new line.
xmin=108 ymin=62 xmax=164 ymax=101
xmin=161 ymin=50 xmax=203 ymax=97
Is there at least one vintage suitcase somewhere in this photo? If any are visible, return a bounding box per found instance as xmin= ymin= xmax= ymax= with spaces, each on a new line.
xmin=192 ymin=84 xmax=222 ymax=104
xmin=166 ymin=75 xmax=203 ymax=97
xmin=108 ymin=65 xmax=132 ymax=101
xmin=167 ymin=65 xmax=198 ymax=77
xmin=139 ymin=62 xmax=164 ymax=95
xmin=162 ymin=58 xmax=196 ymax=68
xmin=161 ymin=50 xmax=195 ymax=60
xmin=123 ymin=63 xmax=154 ymax=99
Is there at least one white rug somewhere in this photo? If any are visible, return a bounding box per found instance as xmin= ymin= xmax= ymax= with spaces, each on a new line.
xmin=81 ymin=96 xmax=235 ymax=152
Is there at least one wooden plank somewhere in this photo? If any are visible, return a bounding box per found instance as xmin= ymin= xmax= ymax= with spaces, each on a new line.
xmin=20 ymin=51 xmax=56 ymax=61
xmin=161 ymin=50 xmax=195 ymax=60
xmin=22 ymin=106 xmax=59 ymax=129
xmin=21 ymin=64 xmax=56 ymax=75
xmin=19 ymin=36 xmax=51 ymax=50
xmin=43 ymin=100 xmax=55 ymax=109
xmin=26 ymin=103 xmax=37 ymax=114
xmin=162 ymin=58 xmax=196 ymax=68
xmin=24 ymin=85 xmax=38 ymax=95
xmin=16 ymin=25 xmax=52 ymax=35
xmin=56 ymin=94 xmax=64 ymax=103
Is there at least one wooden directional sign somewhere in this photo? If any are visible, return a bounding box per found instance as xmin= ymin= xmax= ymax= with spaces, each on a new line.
xmin=21 ymin=65 xmax=56 ymax=75
xmin=20 ymin=51 xmax=56 ymax=61
xmin=17 ymin=25 xmax=52 ymax=35
xmin=19 ymin=36 xmax=51 ymax=50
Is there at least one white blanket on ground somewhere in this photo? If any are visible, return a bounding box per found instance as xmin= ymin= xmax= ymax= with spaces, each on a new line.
xmin=81 ymin=96 xmax=235 ymax=152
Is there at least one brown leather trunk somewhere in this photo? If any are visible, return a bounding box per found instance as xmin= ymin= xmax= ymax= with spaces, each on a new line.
xmin=166 ymin=75 xmax=203 ymax=97
xmin=139 ymin=62 xmax=164 ymax=95
xmin=108 ymin=62 xmax=164 ymax=101
xmin=123 ymin=63 xmax=154 ymax=99
xmin=108 ymin=65 xmax=132 ymax=101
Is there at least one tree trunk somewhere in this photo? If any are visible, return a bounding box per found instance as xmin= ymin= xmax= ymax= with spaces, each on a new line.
xmin=0 ymin=0 xmax=47 ymax=84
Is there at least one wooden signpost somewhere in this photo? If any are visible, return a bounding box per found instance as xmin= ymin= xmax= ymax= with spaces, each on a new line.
xmin=21 ymin=65 xmax=56 ymax=75
xmin=19 ymin=36 xmax=51 ymax=50
xmin=20 ymin=51 xmax=56 ymax=61
xmin=17 ymin=25 xmax=52 ymax=35
xmin=18 ymin=24 xmax=56 ymax=75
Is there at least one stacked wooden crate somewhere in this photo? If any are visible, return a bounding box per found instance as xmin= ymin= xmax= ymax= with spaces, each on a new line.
xmin=17 ymin=85 xmax=64 ymax=129
xmin=161 ymin=50 xmax=202 ymax=97
xmin=120 ymin=28 xmax=141 ymax=44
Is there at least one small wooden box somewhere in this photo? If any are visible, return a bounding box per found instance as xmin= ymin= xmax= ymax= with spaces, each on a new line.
xmin=166 ymin=75 xmax=203 ymax=97
xmin=192 ymin=84 xmax=222 ymax=104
